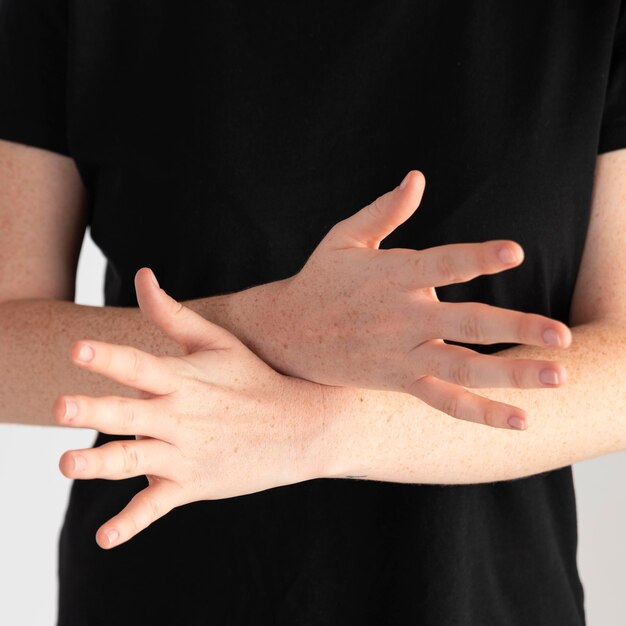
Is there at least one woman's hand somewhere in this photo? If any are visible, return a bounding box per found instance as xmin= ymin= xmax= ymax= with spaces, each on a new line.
xmin=52 ymin=269 xmax=326 ymax=549
xmin=247 ymin=170 xmax=571 ymax=427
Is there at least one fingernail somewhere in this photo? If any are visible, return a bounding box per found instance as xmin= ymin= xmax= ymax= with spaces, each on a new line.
xmin=150 ymin=270 xmax=159 ymax=287
xmin=64 ymin=400 xmax=79 ymax=420
xmin=78 ymin=344 xmax=95 ymax=362
xmin=399 ymin=171 xmax=411 ymax=190
xmin=507 ymin=416 xmax=526 ymax=430
xmin=539 ymin=368 xmax=559 ymax=385
xmin=542 ymin=329 xmax=561 ymax=347
xmin=497 ymin=246 xmax=517 ymax=264
xmin=106 ymin=529 xmax=119 ymax=546
xmin=73 ymin=454 xmax=86 ymax=472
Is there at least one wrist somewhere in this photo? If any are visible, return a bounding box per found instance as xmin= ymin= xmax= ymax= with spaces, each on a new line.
xmin=226 ymin=277 xmax=296 ymax=374
xmin=284 ymin=377 xmax=338 ymax=482
xmin=295 ymin=383 xmax=432 ymax=483
xmin=188 ymin=278 xmax=294 ymax=371
xmin=288 ymin=380 xmax=362 ymax=482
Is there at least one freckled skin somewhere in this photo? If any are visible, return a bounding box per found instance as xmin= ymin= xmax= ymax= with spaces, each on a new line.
xmin=318 ymin=150 xmax=626 ymax=483
xmin=321 ymin=321 xmax=626 ymax=484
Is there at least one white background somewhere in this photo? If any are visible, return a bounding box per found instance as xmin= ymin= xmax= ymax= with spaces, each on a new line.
xmin=0 ymin=230 xmax=624 ymax=625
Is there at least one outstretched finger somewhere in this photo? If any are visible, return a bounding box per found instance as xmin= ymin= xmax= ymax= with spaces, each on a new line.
xmin=59 ymin=437 xmax=178 ymax=481
xmin=96 ymin=479 xmax=185 ymax=549
xmin=409 ymin=340 xmax=567 ymax=389
xmin=388 ymin=240 xmax=524 ymax=291
xmin=408 ymin=374 xmax=529 ymax=430
xmin=69 ymin=338 xmax=180 ymax=395
xmin=429 ymin=301 xmax=572 ymax=349
xmin=53 ymin=393 xmax=174 ymax=441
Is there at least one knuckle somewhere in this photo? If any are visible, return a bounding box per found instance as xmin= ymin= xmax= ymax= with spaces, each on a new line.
xmin=117 ymin=399 xmax=136 ymax=430
xmin=177 ymin=369 xmax=204 ymax=395
xmin=139 ymin=493 xmax=162 ymax=519
xmin=437 ymin=253 xmax=460 ymax=283
xmin=459 ymin=313 xmax=483 ymax=341
xmin=449 ymin=358 xmax=473 ymax=387
xmin=482 ymin=404 xmax=498 ymax=428
xmin=127 ymin=350 xmax=144 ymax=384
xmin=510 ymin=363 xmax=524 ymax=389
xmin=120 ymin=442 xmax=140 ymax=475
xmin=368 ymin=197 xmax=385 ymax=219
xmin=441 ymin=394 xmax=460 ymax=419
xmin=409 ymin=252 xmax=424 ymax=276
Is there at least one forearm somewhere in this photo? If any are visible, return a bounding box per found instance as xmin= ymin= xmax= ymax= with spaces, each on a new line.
xmin=0 ymin=296 xmax=219 ymax=425
xmin=0 ymin=277 xmax=293 ymax=426
xmin=315 ymin=321 xmax=626 ymax=484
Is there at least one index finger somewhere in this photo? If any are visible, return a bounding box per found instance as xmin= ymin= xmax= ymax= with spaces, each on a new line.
xmin=70 ymin=339 xmax=180 ymax=395
xmin=388 ymin=240 xmax=524 ymax=290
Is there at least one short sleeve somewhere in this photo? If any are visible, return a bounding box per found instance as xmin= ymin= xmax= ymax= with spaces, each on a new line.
xmin=599 ymin=2 xmax=626 ymax=154
xmin=0 ymin=0 xmax=69 ymax=156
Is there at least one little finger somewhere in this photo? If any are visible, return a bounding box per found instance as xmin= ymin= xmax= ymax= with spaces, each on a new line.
xmin=96 ymin=480 xmax=185 ymax=549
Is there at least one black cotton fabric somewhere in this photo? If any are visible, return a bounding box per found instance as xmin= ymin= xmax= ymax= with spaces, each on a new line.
xmin=2 ymin=1 xmax=626 ymax=624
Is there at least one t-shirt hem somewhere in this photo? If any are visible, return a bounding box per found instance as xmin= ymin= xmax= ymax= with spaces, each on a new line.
xmin=598 ymin=120 xmax=626 ymax=154
xmin=0 ymin=118 xmax=70 ymax=157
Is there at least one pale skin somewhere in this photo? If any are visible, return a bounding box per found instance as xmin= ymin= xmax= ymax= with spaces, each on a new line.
xmin=0 ymin=140 xmax=625 ymax=549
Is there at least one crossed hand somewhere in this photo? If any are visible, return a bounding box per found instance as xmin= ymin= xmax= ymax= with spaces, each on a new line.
xmin=54 ymin=171 xmax=570 ymax=548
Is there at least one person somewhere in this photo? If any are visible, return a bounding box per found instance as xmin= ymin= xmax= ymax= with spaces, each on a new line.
xmin=0 ymin=1 xmax=625 ymax=624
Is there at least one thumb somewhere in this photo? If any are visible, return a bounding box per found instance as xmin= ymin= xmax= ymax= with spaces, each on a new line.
xmin=134 ymin=267 xmax=237 ymax=354
xmin=328 ymin=170 xmax=426 ymax=249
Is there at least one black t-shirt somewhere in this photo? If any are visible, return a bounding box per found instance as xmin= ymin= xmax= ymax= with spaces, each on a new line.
xmin=2 ymin=1 xmax=626 ymax=624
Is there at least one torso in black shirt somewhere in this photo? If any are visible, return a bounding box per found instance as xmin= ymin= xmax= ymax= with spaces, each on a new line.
xmin=2 ymin=1 xmax=626 ymax=624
